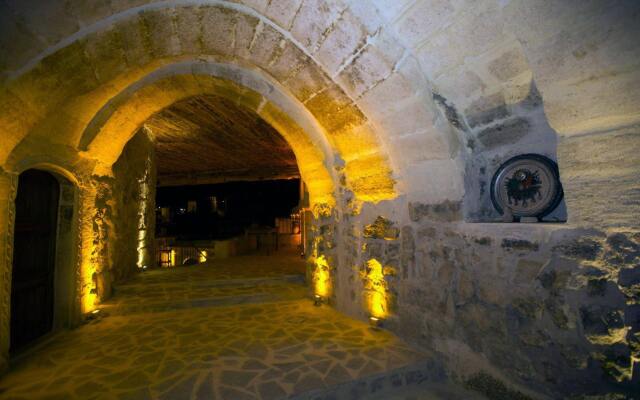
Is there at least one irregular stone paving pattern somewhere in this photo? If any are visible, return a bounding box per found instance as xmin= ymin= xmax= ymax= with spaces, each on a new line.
xmin=0 ymin=254 xmax=428 ymax=399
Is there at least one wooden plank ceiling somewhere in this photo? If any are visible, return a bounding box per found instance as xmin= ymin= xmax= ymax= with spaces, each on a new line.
xmin=144 ymin=95 xmax=299 ymax=184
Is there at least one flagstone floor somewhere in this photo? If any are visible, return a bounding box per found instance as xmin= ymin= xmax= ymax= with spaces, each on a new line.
xmin=0 ymin=254 xmax=434 ymax=400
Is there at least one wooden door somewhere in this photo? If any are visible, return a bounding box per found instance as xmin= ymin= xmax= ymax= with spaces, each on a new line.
xmin=10 ymin=170 xmax=60 ymax=352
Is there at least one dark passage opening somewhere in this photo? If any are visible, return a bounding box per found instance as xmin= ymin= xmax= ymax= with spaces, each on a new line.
xmin=10 ymin=169 xmax=60 ymax=353
xmin=143 ymin=94 xmax=307 ymax=267
xmin=156 ymin=179 xmax=301 ymax=240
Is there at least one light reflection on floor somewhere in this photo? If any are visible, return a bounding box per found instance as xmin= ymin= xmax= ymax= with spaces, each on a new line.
xmin=0 ymin=254 xmax=427 ymax=400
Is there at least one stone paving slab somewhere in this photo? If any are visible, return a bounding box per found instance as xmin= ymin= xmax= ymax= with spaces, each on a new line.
xmin=0 ymin=300 xmax=428 ymax=400
xmin=0 ymin=254 xmax=433 ymax=400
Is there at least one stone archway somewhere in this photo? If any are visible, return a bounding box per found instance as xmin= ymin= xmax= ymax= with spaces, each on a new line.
xmin=78 ymin=61 xmax=340 ymax=208
xmin=0 ymin=2 xmax=401 ymax=203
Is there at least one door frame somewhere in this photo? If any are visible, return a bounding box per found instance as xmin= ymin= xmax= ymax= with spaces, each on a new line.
xmin=1 ymin=164 xmax=81 ymax=365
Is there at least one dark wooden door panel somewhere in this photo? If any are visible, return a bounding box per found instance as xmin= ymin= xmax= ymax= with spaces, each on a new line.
xmin=10 ymin=170 xmax=59 ymax=352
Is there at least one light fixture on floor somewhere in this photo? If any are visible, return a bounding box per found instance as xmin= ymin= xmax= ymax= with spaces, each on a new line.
xmin=84 ymin=308 xmax=103 ymax=322
xmin=314 ymin=294 xmax=323 ymax=306
xmin=369 ymin=316 xmax=383 ymax=329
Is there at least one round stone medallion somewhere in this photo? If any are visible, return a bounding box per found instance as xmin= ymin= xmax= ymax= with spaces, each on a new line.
xmin=490 ymin=154 xmax=563 ymax=219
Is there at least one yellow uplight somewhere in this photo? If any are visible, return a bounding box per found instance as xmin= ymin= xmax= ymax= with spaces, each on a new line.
xmin=364 ymin=259 xmax=388 ymax=319
xmin=314 ymin=255 xmax=331 ymax=298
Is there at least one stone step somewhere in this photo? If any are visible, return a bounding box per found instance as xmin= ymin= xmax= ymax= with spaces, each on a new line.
xmin=102 ymin=276 xmax=308 ymax=316
xmin=101 ymin=287 xmax=308 ymax=316
xmin=114 ymin=273 xmax=306 ymax=293
xmin=290 ymin=359 xmax=452 ymax=400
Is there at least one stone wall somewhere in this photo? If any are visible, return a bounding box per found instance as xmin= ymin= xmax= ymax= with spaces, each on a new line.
xmin=112 ymin=130 xmax=156 ymax=282
xmin=558 ymin=124 xmax=640 ymax=230
xmin=327 ymin=196 xmax=639 ymax=398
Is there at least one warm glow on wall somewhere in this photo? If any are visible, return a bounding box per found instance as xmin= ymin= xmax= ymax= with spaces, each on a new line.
xmin=199 ymin=250 xmax=208 ymax=263
xmin=80 ymin=256 xmax=97 ymax=314
xmin=80 ymin=198 xmax=99 ymax=315
xmin=363 ymin=259 xmax=388 ymax=319
xmin=314 ymin=255 xmax=331 ymax=298
xmin=137 ymin=229 xmax=146 ymax=269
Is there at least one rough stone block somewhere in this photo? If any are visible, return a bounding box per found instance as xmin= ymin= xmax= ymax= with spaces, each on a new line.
xmin=514 ymin=260 xmax=543 ymax=284
xmin=139 ymin=8 xmax=181 ymax=58
xmin=476 ymin=117 xmax=530 ymax=150
xmin=619 ymin=267 xmax=640 ymax=288
xmin=392 ymin=0 xmax=454 ymax=48
xmin=501 ymin=239 xmax=539 ymax=253
xmin=247 ymin=23 xmax=284 ymax=67
xmin=476 ymin=278 xmax=503 ymax=305
xmin=581 ymin=305 xmax=625 ymax=339
xmin=488 ymin=46 xmax=530 ymax=82
xmin=114 ymin=17 xmax=153 ymax=69
xmin=417 ymin=2 xmax=508 ymax=79
xmin=174 ymin=6 xmax=203 ymax=55
xmin=304 ymin=85 xmax=364 ymax=135
xmin=456 ymin=273 xmax=475 ymax=304
xmin=408 ymin=200 xmax=462 ymax=223
xmin=265 ymin=0 xmax=302 ymax=29
xmin=389 ymin=131 xmax=449 ymax=164
xmin=337 ymin=39 xmax=400 ymax=99
xmin=314 ymin=9 xmax=367 ymax=75
xmin=552 ymin=237 xmax=602 ymax=261
xmin=415 ymin=30 xmax=463 ymax=81
xmin=358 ymin=71 xmax=416 ymax=118
xmin=431 ymin=67 xmax=487 ymax=109
xmin=35 ymin=39 xmax=100 ymax=102
xmin=363 ymin=216 xmax=399 ymax=240
xmin=290 ymin=0 xmax=344 ymax=51
xmin=403 ymin=158 xmax=465 ymax=204
xmin=624 ymin=304 xmax=640 ymax=330
xmin=373 ymin=97 xmax=438 ymax=138
xmin=234 ymin=12 xmax=261 ymax=58
xmin=285 ymin=63 xmax=332 ymax=102
xmin=266 ymin=41 xmax=308 ymax=82
xmin=83 ymin=27 xmax=129 ymax=84
xmin=201 ymin=6 xmax=236 ymax=56
xmin=464 ymin=92 xmax=510 ymax=129
xmin=605 ymin=233 xmax=640 ymax=267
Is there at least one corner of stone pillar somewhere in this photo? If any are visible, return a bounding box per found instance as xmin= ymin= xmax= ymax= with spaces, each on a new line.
xmin=0 ymin=168 xmax=17 ymax=375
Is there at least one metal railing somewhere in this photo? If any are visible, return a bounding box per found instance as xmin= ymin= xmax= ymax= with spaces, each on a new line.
xmin=157 ymin=244 xmax=213 ymax=267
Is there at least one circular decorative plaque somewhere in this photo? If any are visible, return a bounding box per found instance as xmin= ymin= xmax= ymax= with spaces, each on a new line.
xmin=490 ymin=154 xmax=563 ymax=219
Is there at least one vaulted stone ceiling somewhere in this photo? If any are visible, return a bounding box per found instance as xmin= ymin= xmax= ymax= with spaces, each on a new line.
xmin=144 ymin=95 xmax=299 ymax=185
